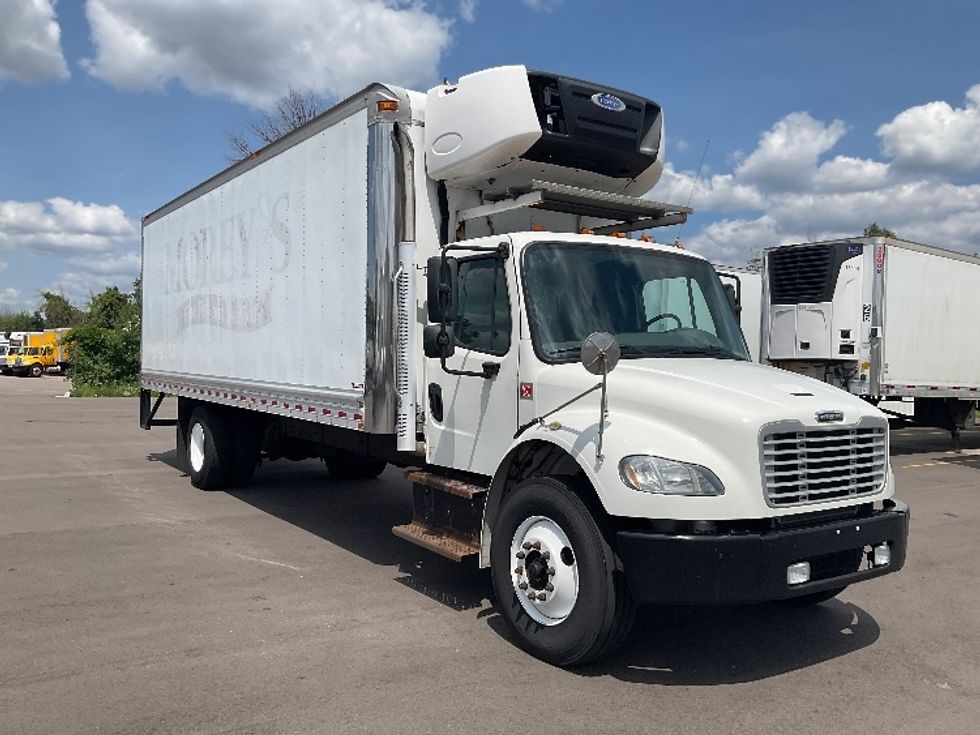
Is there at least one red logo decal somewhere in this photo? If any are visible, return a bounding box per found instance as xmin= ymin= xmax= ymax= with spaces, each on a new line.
xmin=875 ymin=244 xmax=885 ymax=273
xmin=520 ymin=383 xmax=534 ymax=400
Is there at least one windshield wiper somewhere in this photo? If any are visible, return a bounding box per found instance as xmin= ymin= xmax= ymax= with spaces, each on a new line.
xmin=652 ymin=346 xmax=747 ymax=360
xmin=547 ymin=343 xmax=644 ymax=358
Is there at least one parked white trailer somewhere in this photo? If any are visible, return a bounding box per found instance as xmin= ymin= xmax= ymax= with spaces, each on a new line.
xmin=141 ymin=66 xmax=908 ymax=666
xmin=762 ymin=237 xmax=980 ymax=441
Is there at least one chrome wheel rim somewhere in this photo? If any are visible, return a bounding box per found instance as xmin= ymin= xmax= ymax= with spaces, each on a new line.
xmin=189 ymin=423 xmax=205 ymax=473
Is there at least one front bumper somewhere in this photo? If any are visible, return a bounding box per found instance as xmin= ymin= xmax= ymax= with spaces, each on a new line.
xmin=617 ymin=501 xmax=909 ymax=604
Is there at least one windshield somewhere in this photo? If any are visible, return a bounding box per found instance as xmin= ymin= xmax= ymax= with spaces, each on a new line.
xmin=522 ymin=241 xmax=749 ymax=362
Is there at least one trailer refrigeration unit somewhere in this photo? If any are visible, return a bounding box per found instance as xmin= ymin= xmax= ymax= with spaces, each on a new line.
xmin=140 ymin=66 xmax=908 ymax=666
xmin=762 ymin=237 xmax=980 ymax=443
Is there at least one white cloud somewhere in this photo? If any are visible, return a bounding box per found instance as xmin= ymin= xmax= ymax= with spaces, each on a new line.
xmin=82 ymin=0 xmax=453 ymax=107
xmin=0 ymin=0 xmax=69 ymax=84
xmin=460 ymin=0 xmax=477 ymax=23
xmin=734 ymin=112 xmax=847 ymax=190
xmin=0 ymin=259 xmax=7 ymax=274
xmin=0 ymin=198 xmax=136 ymax=255
xmin=69 ymin=250 xmax=141 ymax=276
xmin=877 ymin=84 xmax=980 ymax=174
xmin=46 ymin=270 xmax=137 ymax=307
xmin=647 ymin=87 xmax=980 ymax=265
xmin=813 ymin=156 xmax=890 ymax=192
xmin=0 ymin=287 xmax=29 ymax=311
xmin=521 ymin=0 xmax=562 ymax=9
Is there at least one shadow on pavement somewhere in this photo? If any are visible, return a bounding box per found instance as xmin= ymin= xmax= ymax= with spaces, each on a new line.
xmin=888 ymin=427 xmax=980 ymax=456
xmin=484 ymin=597 xmax=880 ymax=684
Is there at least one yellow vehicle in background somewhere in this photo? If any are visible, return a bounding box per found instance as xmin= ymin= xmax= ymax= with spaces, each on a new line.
xmin=5 ymin=329 xmax=71 ymax=377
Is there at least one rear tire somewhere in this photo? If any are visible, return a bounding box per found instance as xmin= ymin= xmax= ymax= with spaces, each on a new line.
xmin=324 ymin=453 xmax=387 ymax=480
xmin=490 ymin=477 xmax=636 ymax=667
xmin=186 ymin=405 xmax=236 ymax=490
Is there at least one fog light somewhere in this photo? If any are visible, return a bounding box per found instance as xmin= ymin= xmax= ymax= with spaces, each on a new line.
xmin=873 ymin=543 xmax=891 ymax=567
xmin=787 ymin=561 xmax=811 ymax=585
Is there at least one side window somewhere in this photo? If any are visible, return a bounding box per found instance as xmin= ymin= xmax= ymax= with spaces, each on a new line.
xmin=455 ymin=257 xmax=511 ymax=354
xmin=642 ymin=277 xmax=716 ymax=333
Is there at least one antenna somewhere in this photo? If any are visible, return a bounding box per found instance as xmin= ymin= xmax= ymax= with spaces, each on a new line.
xmin=675 ymin=138 xmax=709 ymax=244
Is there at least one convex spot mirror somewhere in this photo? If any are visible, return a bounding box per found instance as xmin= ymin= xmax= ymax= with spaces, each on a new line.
xmin=581 ymin=331 xmax=621 ymax=375
xmin=426 ymin=255 xmax=459 ymax=323
xmin=423 ymin=323 xmax=456 ymax=360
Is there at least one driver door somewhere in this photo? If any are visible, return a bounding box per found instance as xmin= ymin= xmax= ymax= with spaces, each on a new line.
xmin=424 ymin=236 xmax=519 ymax=476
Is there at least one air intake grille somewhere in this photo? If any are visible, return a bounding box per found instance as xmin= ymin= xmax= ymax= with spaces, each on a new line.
xmin=762 ymin=424 xmax=887 ymax=507
xmin=768 ymin=245 xmax=836 ymax=304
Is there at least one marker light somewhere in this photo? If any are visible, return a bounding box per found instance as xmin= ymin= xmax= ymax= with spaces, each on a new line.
xmin=377 ymin=100 xmax=399 ymax=112
xmin=787 ymin=562 xmax=811 ymax=585
xmin=579 ymin=227 xmax=595 ymax=234
xmin=530 ymin=224 xmax=546 ymax=231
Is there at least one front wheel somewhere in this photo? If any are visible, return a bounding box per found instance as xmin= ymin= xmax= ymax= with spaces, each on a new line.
xmin=490 ymin=477 xmax=636 ymax=667
xmin=29 ymin=363 xmax=43 ymax=377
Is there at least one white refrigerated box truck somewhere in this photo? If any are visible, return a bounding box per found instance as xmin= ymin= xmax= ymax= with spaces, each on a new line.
xmin=762 ymin=237 xmax=980 ymax=443
xmin=140 ymin=66 xmax=908 ymax=665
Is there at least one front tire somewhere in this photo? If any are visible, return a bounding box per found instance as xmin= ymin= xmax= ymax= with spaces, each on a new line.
xmin=186 ymin=405 xmax=236 ymax=490
xmin=490 ymin=477 xmax=636 ymax=667
xmin=29 ymin=363 xmax=43 ymax=377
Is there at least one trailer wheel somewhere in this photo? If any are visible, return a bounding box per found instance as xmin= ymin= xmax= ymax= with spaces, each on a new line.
xmin=29 ymin=363 xmax=43 ymax=377
xmin=324 ymin=454 xmax=387 ymax=480
xmin=490 ymin=477 xmax=636 ymax=667
xmin=186 ymin=405 xmax=235 ymax=490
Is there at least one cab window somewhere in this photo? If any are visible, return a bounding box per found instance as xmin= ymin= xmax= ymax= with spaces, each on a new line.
xmin=454 ymin=257 xmax=511 ymax=355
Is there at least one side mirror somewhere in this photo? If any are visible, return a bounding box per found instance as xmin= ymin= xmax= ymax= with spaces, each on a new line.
xmin=423 ymin=323 xmax=456 ymax=359
xmin=426 ymin=255 xmax=459 ymax=323
xmin=723 ymin=282 xmax=741 ymax=322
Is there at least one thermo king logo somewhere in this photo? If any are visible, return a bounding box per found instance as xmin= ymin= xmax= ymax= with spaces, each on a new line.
xmin=591 ymin=92 xmax=626 ymax=112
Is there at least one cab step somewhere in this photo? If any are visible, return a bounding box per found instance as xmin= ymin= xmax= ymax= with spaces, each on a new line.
xmin=392 ymin=521 xmax=479 ymax=562
xmin=392 ymin=469 xmax=489 ymax=561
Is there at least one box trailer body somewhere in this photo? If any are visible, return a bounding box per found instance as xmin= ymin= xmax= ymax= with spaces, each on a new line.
xmin=762 ymin=237 xmax=980 ymax=435
xmin=141 ymin=66 xmax=907 ymax=666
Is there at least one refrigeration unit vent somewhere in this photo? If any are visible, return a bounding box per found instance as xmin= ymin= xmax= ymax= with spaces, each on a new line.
xmin=768 ymin=245 xmax=836 ymax=304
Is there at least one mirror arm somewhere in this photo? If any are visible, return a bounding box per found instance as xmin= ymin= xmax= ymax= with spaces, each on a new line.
xmin=513 ymin=382 xmax=603 ymax=439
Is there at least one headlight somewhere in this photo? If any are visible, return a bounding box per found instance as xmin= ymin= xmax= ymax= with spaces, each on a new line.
xmin=619 ymin=455 xmax=725 ymax=496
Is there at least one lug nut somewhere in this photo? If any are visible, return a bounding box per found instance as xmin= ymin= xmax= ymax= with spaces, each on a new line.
xmin=516 ymin=551 xmax=526 ymax=559
xmin=514 ymin=567 xmax=524 ymax=575
xmin=541 ymin=550 xmax=551 ymax=560
xmin=537 ymin=595 xmax=546 ymax=603
xmin=548 ymin=567 xmax=556 ymax=576
xmin=526 ymin=591 xmax=536 ymax=600
xmin=518 ymin=582 xmax=528 ymax=590
xmin=532 ymin=541 xmax=541 ymax=550
xmin=545 ymin=583 xmax=554 ymax=592
xmin=522 ymin=542 xmax=532 ymax=550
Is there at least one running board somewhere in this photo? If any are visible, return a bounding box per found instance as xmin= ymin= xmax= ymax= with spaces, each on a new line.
xmin=392 ymin=469 xmax=488 ymax=562
xmin=392 ymin=522 xmax=479 ymax=562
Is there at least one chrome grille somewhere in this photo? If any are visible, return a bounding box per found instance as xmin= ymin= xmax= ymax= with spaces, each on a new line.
xmin=762 ymin=424 xmax=887 ymax=507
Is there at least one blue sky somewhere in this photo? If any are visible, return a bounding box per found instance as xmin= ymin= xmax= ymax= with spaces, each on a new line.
xmin=2 ymin=0 xmax=979 ymax=312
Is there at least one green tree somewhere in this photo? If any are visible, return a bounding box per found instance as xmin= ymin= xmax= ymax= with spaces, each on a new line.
xmin=87 ymin=286 xmax=131 ymax=329
xmin=863 ymin=222 xmax=897 ymax=238
xmin=0 ymin=310 xmax=44 ymax=332
xmin=39 ymin=291 xmax=83 ymax=328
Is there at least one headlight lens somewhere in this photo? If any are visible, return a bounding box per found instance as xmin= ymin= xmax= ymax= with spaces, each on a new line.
xmin=619 ymin=455 xmax=725 ymax=496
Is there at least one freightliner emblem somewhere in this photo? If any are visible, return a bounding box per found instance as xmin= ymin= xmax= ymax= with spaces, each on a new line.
xmin=815 ymin=410 xmax=844 ymax=423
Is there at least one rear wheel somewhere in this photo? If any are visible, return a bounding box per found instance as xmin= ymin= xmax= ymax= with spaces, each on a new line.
xmin=186 ymin=405 xmax=236 ymax=490
xmin=490 ymin=477 xmax=636 ymax=667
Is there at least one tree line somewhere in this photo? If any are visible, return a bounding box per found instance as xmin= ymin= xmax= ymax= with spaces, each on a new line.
xmin=1 ymin=280 xmax=141 ymax=393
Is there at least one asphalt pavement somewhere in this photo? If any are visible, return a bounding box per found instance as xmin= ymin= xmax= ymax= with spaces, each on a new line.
xmin=1 ymin=373 xmax=978 ymax=734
